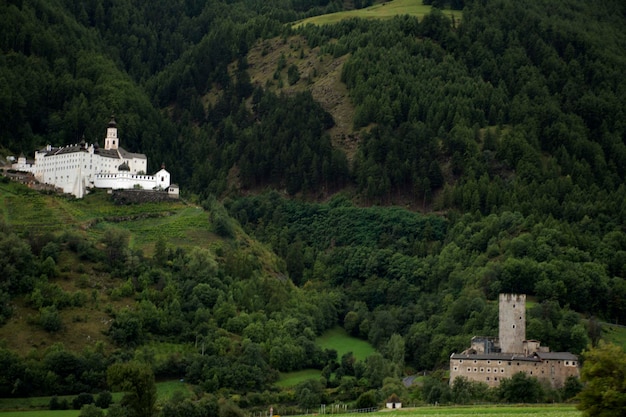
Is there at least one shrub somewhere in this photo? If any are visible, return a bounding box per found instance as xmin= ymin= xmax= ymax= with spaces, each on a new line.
xmin=49 ymin=396 xmax=63 ymax=410
xmin=79 ymin=404 xmax=105 ymax=417
xmin=40 ymin=306 xmax=63 ymax=332
xmin=95 ymin=391 xmax=112 ymax=409
xmin=73 ymin=392 xmax=95 ymax=410
xmin=355 ymin=389 xmax=378 ymax=409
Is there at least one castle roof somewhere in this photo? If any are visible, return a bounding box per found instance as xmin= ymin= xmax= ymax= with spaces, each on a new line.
xmin=533 ymin=352 xmax=578 ymax=361
xmin=451 ymin=353 xmax=539 ymax=362
xmin=451 ymin=351 xmax=578 ymax=362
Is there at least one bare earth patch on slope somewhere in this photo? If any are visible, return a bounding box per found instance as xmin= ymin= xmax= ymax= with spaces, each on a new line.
xmin=245 ymin=36 xmax=361 ymax=164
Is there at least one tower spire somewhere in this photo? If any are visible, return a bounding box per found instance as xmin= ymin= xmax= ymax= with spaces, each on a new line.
xmin=104 ymin=114 xmax=119 ymax=150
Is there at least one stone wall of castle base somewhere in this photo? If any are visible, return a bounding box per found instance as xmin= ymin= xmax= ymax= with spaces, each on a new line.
xmin=111 ymin=189 xmax=174 ymax=205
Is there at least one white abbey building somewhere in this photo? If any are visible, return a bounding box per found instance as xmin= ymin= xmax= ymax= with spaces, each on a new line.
xmin=13 ymin=116 xmax=173 ymax=198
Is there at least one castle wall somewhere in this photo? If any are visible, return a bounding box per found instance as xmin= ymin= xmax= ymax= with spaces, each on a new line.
xmin=450 ymin=354 xmax=579 ymax=388
xmin=94 ymin=172 xmax=161 ymax=190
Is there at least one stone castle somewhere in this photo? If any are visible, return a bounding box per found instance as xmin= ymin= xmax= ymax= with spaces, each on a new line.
xmin=449 ymin=294 xmax=579 ymax=388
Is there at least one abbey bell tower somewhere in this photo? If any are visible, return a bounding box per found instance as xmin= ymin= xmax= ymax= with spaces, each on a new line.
xmin=104 ymin=115 xmax=119 ymax=150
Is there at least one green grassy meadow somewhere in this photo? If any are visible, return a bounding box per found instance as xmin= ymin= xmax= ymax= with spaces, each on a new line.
xmin=292 ymin=0 xmax=462 ymax=28
xmin=602 ymin=324 xmax=626 ymax=348
xmin=316 ymin=326 xmax=376 ymax=360
xmin=277 ymin=327 xmax=376 ymax=387
xmin=0 ymin=411 xmax=80 ymax=417
xmin=350 ymin=405 xmax=580 ymax=416
xmin=0 ymin=380 xmax=189 ymax=413
xmin=276 ymin=369 xmax=324 ymax=387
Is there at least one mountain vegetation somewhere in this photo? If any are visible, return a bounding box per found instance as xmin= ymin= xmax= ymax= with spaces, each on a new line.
xmin=2 ymin=0 xmax=626 ymax=414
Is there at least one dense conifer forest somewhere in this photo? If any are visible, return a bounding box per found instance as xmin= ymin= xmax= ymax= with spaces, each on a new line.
xmin=1 ymin=0 xmax=626 ymax=412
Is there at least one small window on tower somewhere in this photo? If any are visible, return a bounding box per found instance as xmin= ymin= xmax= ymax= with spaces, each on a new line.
xmin=512 ymin=324 xmax=516 ymax=328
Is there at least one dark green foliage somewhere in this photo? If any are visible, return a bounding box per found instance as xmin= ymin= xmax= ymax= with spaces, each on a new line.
xmin=73 ymin=393 xmax=95 ymax=410
xmin=95 ymin=391 xmax=113 ymax=409
xmin=295 ymin=379 xmax=325 ymax=409
xmin=49 ymin=395 xmax=70 ymax=410
xmin=577 ymin=342 xmax=626 ymax=416
xmin=79 ymin=404 xmax=105 ymax=417
xmin=287 ymin=64 xmax=301 ymax=85
xmin=354 ymin=389 xmax=378 ymax=409
xmin=561 ymin=376 xmax=583 ymax=401
xmin=498 ymin=372 xmax=544 ymax=403
xmin=39 ymin=306 xmax=63 ymax=332
xmin=219 ymin=400 xmax=245 ymax=417
xmin=107 ymin=362 xmax=157 ymax=417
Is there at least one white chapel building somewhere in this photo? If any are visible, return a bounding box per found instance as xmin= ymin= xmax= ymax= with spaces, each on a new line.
xmin=13 ymin=116 xmax=171 ymax=198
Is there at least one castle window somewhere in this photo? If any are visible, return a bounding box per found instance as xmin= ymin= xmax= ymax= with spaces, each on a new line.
xmin=512 ymin=324 xmax=516 ymax=328
xmin=480 ymin=368 xmax=484 ymax=372
xmin=566 ymin=361 xmax=569 ymax=365
xmin=517 ymin=362 xmax=520 ymax=366
xmin=494 ymin=377 xmax=498 ymax=381
xmin=498 ymin=361 xmax=502 ymax=365
xmin=453 ymin=367 xmax=458 ymax=371
xmin=487 ymin=360 xmax=491 ymax=364
xmin=467 ymin=368 xmax=471 ymax=372
xmin=473 ymin=368 xmax=477 ymax=372
xmin=459 ymin=360 xmax=463 ymax=363
xmin=487 ymin=368 xmax=491 ymax=373
xmin=486 ymin=377 xmax=490 ymax=381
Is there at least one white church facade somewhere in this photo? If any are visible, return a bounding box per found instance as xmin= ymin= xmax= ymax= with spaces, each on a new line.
xmin=13 ymin=116 xmax=172 ymax=198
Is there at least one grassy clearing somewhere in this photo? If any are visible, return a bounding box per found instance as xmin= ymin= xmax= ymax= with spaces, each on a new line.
xmin=602 ymin=324 xmax=626 ymax=349
xmin=316 ymin=326 xmax=376 ymax=360
xmin=156 ymin=379 xmax=194 ymax=400
xmin=346 ymin=405 xmax=580 ymax=416
xmin=277 ymin=327 xmax=375 ymax=387
xmin=292 ymin=0 xmax=462 ymax=28
xmin=0 ymin=411 xmax=80 ymax=417
xmin=275 ymin=369 xmax=323 ymax=387
xmin=0 ymin=380 xmax=189 ymax=413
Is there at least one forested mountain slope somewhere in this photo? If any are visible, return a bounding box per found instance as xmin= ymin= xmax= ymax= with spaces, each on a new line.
xmin=1 ymin=0 xmax=626 ymax=408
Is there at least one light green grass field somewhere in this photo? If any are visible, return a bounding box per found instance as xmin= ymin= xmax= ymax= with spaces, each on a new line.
xmin=292 ymin=0 xmax=462 ymax=28
xmin=0 ymin=380 xmax=188 ymax=413
xmin=0 ymin=411 xmax=80 ymax=417
xmin=316 ymin=326 xmax=376 ymax=360
xmin=601 ymin=324 xmax=626 ymax=348
xmin=276 ymin=369 xmax=323 ymax=387
xmin=336 ymin=405 xmax=580 ymax=416
xmin=277 ymin=327 xmax=376 ymax=387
